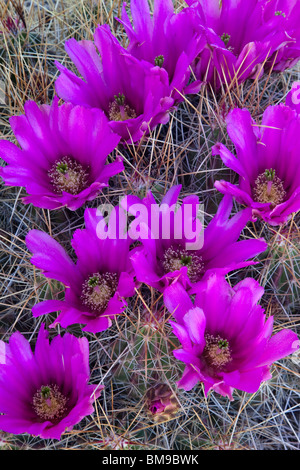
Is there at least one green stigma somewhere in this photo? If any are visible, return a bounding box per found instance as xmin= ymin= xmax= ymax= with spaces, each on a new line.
xmin=114 ymin=92 xmax=125 ymax=106
xmin=109 ymin=93 xmax=137 ymax=121
xmin=275 ymin=11 xmax=286 ymax=17
xmin=180 ymin=254 xmax=192 ymax=267
xmin=264 ymin=168 xmax=276 ymax=181
xmin=88 ymin=276 xmax=100 ymax=288
xmin=221 ymin=33 xmax=230 ymax=46
xmin=155 ymin=55 xmax=165 ymax=67
xmin=41 ymin=386 xmax=51 ymax=399
xmin=56 ymin=162 xmax=68 ymax=174
xmin=218 ymin=339 xmax=229 ymax=349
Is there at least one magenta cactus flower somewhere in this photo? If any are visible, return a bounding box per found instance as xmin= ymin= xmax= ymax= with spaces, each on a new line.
xmin=26 ymin=207 xmax=136 ymax=333
xmin=118 ymin=0 xmax=205 ymax=103
xmin=212 ymin=103 xmax=300 ymax=225
xmin=0 ymin=98 xmax=123 ymax=211
xmin=54 ymin=24 xmax=175 ymax=143
xmin=164 ymin=274 xmax=299 ymax=399
xmin=122 ymin=185 xmax=267 ymax=292
xmin=0 ymin=324 xmax=103 ymax=440
xmin=186 ymin=0 xmax=300 ymax=89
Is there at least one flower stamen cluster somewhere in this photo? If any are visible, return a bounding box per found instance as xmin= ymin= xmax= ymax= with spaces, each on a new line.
xmin=108 ymin=93 xmax=137 ymax=121
xmin=203 ymin=334 xmax=232 ymax=372
xmin=162 ymin=246 xmax=204 ymax=283
xmin=81 ymin=272 xmax=119 ymax=313
xmin=48 ymin=157 xmax=89 ymax=195
xmin=32 ymin=384 xmax=68 ymax=422
xmin=253 ymin=169 xmax=286 ymax=207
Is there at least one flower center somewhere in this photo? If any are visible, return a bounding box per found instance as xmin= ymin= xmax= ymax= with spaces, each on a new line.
xmin=81 ymin=272 xmax=119 ymax=313
xmin=108 ymin=93 xmax=137 ymax=121
xmin=155 ymin=55 xmax=165 ymax=67
xmin=48 ymin=157 xmax=89 ymax=195
xmin=202 ymin=334 xmax=232 ymax=371
xmin=221 ymin=33 xmax=231 ymax=46
xmin=32 ymin=384 xmax=68 ymax=421
xmin=253 ymin=169 xmax=286 ymax=207
xmin=162 ymin=246 xmax=204 ymax=283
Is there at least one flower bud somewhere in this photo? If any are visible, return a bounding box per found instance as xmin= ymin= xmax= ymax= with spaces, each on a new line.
xmin=146 ymin=384 xmax=179 ymax=423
